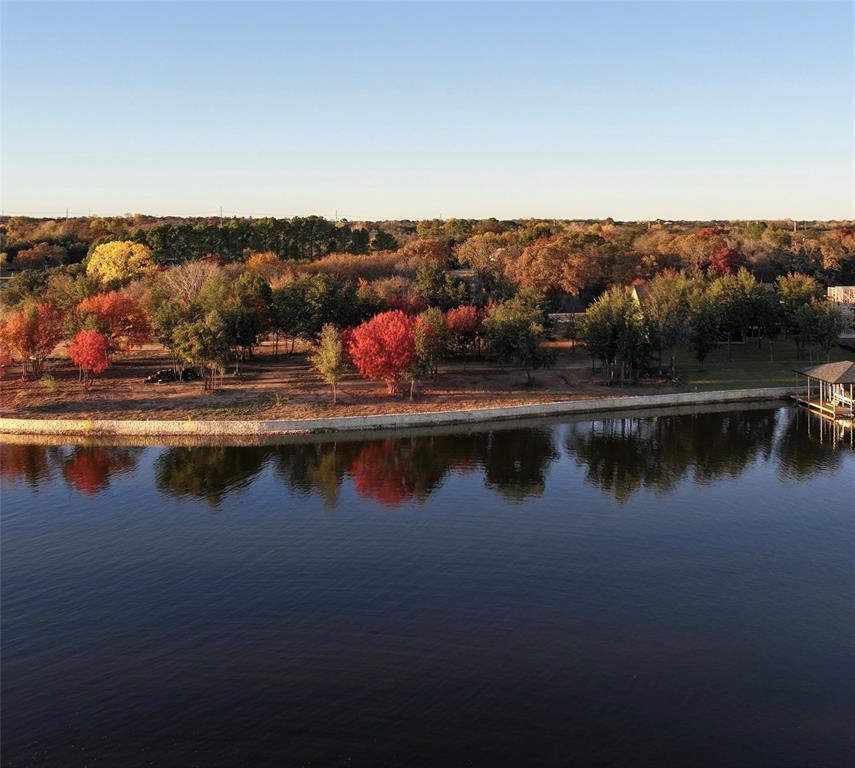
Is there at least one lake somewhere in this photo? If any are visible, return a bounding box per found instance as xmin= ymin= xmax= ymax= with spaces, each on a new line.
xmin=2 ymin=405 xmax=854 ymax=767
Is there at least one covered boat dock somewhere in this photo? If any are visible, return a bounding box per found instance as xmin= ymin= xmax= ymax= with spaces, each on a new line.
xmin=793 ymin=361 xmax=855 ymax=421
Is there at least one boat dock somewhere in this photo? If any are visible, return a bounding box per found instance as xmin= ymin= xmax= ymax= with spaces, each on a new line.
xmin=793 ymin=361 xmax=855 ymax=423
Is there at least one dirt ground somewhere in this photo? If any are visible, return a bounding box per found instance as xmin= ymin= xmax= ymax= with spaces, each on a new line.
xmin=1 ymin=339 xmax=680 ymax=421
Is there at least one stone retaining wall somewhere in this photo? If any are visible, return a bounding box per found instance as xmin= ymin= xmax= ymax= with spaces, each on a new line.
xmin=0 ymin=387 xmax=796 ymax=437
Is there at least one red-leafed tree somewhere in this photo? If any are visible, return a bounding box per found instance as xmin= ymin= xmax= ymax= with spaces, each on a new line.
xmin=446 ymin=304 xmax=483 ymax=362
xmin=0 ymin=302 xmax=64 ymax=378
xmin=709 ymin=246 xmax=745 ymax=276
xmin=347 ymin=310 xmax=416 ymax=394
xmin=76 ymin=291 xmax=150 ymax=355
xmin=68 ymin=329 xmax=110 ymax=389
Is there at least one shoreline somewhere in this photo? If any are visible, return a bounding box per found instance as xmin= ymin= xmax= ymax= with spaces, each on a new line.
xmin=0 ymin=386 xmax=797 ymax=437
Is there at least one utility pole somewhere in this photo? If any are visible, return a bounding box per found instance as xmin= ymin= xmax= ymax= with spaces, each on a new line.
xmin=219 ymin=206 xmax=223 ymax=227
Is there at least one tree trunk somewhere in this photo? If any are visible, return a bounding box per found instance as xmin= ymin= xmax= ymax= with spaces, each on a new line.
xmin=332 ymin=381 xmax=337 ymax=405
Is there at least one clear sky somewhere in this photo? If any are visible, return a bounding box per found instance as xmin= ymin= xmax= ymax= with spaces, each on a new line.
xmin=2 ymin=1 xmax=852 ymax=221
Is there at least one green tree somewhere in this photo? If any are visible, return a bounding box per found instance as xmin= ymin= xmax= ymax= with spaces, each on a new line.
xmin=309 ymin=324 xmax=348 ymax=404
xmin=412 ymin=262 xmax=468 ymax=310
xmin=776 ymin=273 xmax=824 ymax=334
xmin=172 ymin=312 xmax=231 ymax=391
xmin=371 ymin=229 xmax=399 ymax=251
xmin=414 ymin=307 xmax=449 ymax=376
xmin=483 ymin=294 xmax=555 ymax=384
xmin=687 ymin=286 xmax=722 ymax=369
xmin=793 ymin=299 xmax=844 ymax=361
xmin=643 ymin=271 xmax=692 ymax=376
xmin=579 ymin=286 xmax=650 ymax=384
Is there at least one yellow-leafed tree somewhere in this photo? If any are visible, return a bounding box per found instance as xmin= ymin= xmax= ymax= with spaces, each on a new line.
xmin=86 ymin=240 xmax=156 ymax=284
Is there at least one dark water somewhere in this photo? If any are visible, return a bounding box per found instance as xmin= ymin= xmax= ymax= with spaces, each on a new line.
xmin=2 ymin=406 xmax=854 ymax=768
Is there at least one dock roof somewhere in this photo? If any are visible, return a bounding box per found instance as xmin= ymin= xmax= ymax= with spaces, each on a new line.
xmin=796 ymin=361 xmax=855 ymax=384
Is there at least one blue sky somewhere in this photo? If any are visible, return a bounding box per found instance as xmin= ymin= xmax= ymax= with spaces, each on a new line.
xmin=2 ymin=1 xmax=852 ymax=220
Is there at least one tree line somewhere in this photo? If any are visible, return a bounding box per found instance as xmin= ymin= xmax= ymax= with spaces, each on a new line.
xmin=1 ymin=221 xmax=851 ymax=397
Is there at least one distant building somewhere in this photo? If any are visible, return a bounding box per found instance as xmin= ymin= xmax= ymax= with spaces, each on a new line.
xmin=629 ymin=280 xmax=651 ymax=313
xmin=828 ymin=286 xmax=855 ymax=334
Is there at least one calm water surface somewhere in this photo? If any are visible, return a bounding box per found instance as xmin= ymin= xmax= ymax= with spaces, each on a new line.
xmin=2 ymin=406 xmax=854 ymax=767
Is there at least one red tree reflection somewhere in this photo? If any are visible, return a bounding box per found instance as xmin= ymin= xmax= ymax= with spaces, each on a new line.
xmin=63 ymin=447 xmax=136 ymax=496
xmin=0 ymin=444 xmax=53 ymax=487
xmin=348 ymin=439 xmax=417 ymax=507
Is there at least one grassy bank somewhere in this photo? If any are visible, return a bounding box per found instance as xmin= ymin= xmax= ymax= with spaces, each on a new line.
xmin=676 ymin=340 xmax=855 ymax=392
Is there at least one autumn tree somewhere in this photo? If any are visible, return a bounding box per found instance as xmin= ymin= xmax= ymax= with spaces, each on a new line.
xmin=455 ymin=232 xmax=507 ymax=276
xmin=75 ymin=291 xmax=150 ymax=355
xmin=506 ymin=235 xmax=608 ymax=299
xmin=86 ymin=240 xmax=156 ymax=284
xmin=244 ymin=251 xmax=281 ymax=278
xmin=68 ymin=329 xmax=110 ymax=389
xmin=0 ymin=302 xmax=64 ymax=378
xmin=348 ymin=310 xmax=416 ymax=394
xmin=397 ymin=238 xmax=450 ymax=265
xmin=709 ymin=246 xmax=745 ymax=276
xmin=15 ymin=242 xmax=66 ymax=270
xmin=309 ymin=323 xmax=348 ymax=404
xmin=446 ymin=304 xmax=482 ymax=364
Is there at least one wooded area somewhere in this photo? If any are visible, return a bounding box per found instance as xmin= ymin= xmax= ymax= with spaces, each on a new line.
xmin=1 ymin=215 xmax=853 ymax=414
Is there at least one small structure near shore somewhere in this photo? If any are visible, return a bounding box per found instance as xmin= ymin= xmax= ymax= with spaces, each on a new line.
xmin=793 ymin=361 xmax=855 ymax=421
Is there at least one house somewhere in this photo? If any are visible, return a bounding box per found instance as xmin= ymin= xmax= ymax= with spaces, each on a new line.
xmin=828 ymin=286 xmax=855 ymax=335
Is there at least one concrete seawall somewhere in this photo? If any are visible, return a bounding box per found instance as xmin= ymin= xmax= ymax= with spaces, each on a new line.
xmin=0 ymin=387 xmax=796 ymax=437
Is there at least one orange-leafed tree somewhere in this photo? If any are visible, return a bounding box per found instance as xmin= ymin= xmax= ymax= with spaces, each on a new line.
xmin=75 ymin=291 xmax=150 ymax=355
xmin=347 ymin=310 xmax=416 ymax=394
xmin=446 ymin=304 xmax=483 ymax=362
xmin=67 ymin=329 xmax=110 ymax=389
xmin=0 ymin=302 xmax=64 ymax=378
xmin=397 ymin=238 xmax=451 ymax=266
xmin=709 ymin=246 xmax=745 ymax=276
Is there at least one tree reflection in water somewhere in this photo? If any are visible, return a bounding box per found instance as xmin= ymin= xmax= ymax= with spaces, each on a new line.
xmin=479 ymin=429 xmax=559 ymax=501
xmin=0 ymin=444 xmax=59 ymax=488
xmin=776 ymin=408 xmax=848 ymax=480
xmin=0 ymin=444 xmax=141 ymax=495
xmin=3 ymin=408 xmax=851 ymax=507
xmin=154 ymin=446 xmax=270 ymax=506
xmin=566 ymin=409 xmax=779 ymax=502
xmin=62 ymin=446 xmax=141 ymax=496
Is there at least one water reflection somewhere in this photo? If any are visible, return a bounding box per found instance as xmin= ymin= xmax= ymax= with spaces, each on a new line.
xmin=154 ymin=446 xmax=270 ymax=506
xmin=776 ymin=408 xmax=849 ymax=480
xmin=566 ymin=409 xmax=779 ymax=502
xmin=2 ymin=408 xmax=851 ymax=507
xmin=0 ymin=444 xmax=140 ymax=496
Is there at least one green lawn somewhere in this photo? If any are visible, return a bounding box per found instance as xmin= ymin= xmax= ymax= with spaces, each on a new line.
xmin=675 ymin=339 xmax=855 ymax=391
